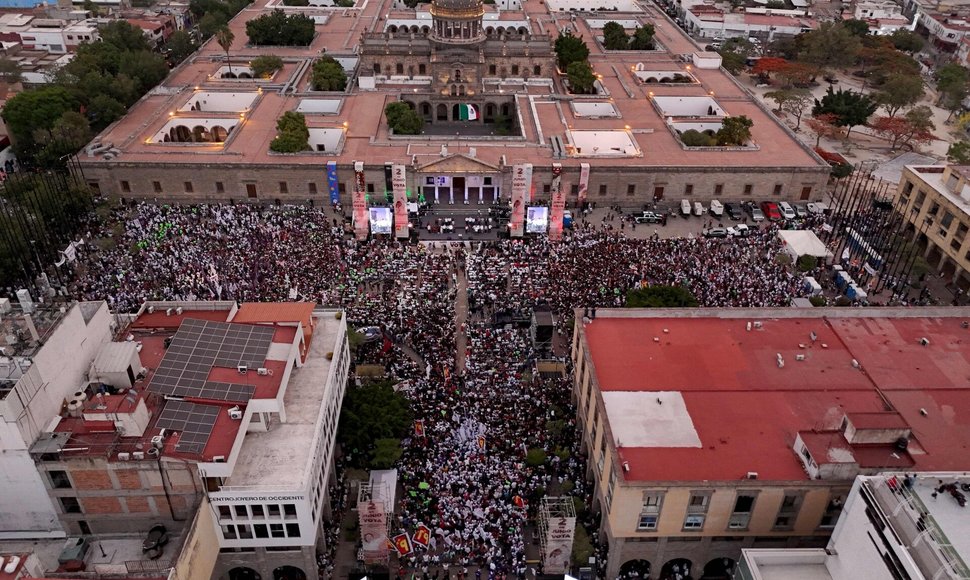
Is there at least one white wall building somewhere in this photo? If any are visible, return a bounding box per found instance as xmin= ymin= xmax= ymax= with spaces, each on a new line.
xmin=736 ymin=473 xmax=970 ymax=580
xmin=0 ymin=301 xmax=112 ymax=538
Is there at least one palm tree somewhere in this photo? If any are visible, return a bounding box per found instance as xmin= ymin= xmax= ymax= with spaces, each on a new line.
xmin=216 ymin=26 xmax=235 ymax=75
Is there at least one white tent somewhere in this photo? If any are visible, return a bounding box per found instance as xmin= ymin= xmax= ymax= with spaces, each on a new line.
xmin=778 ymin=230 xmax=832 ymax=262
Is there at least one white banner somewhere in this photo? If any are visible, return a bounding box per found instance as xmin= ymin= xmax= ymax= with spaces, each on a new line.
xmin=549 ymin=163 xmax=565 ymax=241
xmin=360 ymin=500 xmax=388 ymax=563
xmin=353 ymin=161 xmax=369 ymax=241
xmin=510 ymin=163 xmax=531 ymax=238
xmin=392 ymin=164 xmax=409 ymax=239
xmin=544 ymin=516 xmax=576 ymax=574
xmin=523 ymin=163 xmax=534 ymax=203
xmin=578 ymin=162 xmax=590 ymax=205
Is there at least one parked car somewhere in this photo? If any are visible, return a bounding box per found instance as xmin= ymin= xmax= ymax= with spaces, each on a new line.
xmin=725 ymin=202 xmax=744 ymax=220
xmin=760 ymin=201 xmax=782 ymax=221
xmin=635 ymin=211 xmax=664 ymax=223
xmin=778 ymin=201 xmax=796 ymax=220
xmin=709 ymin=199 xmax=724 ymax=217
xmin=693 ymin=201 xmax=704 ymax=216
xmin=807 ymin=202 xmax=829 ymax=215
xmin=793 ymin=203 xmax=808 ymax=218
xmin=681 ymin=199 xmax=692 ymax=216
xmin=747 ymin=204 xmax=765 ymax=222
xmin=703 ymin=227 xmax=728 ymax=238
xmin=727 ymin=224 xmax=751 ymax=237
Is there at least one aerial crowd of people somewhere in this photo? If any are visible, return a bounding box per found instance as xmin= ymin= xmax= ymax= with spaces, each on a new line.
xmin=63 ymin=201 xmax=819 ymax=579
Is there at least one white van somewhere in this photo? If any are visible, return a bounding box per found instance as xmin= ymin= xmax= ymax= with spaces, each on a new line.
xmin=709 ymin=199 xmax=724 ymax=217
xmin=778 ymin=201 xmax=796 ymax=220
xmin=681 ymin=199 xmax=692 ymax=216
xmin=694 ymin=201 xmax=704 ymax=216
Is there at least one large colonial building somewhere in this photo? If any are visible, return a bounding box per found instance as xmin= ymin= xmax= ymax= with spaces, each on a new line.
xmin=76 ymin=0 xmax=830 ymax=207
xmin=570 ymin=307 xmax=970 ymax=579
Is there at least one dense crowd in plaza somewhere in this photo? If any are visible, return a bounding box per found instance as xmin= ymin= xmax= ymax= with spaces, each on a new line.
xmin=64 ymin=202 xmax=818 ymax=579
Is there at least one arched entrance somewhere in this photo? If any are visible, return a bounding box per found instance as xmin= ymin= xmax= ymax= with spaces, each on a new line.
xmin=618 ymin=559 xmax=651 ymax=579
xmin=660 ymin=558 xmax=693 ymax=580
xmin=436 ymin=103 xmax=448 ymax=121
xmin=272 ymin=566 xmax=306 ymax=580
xmin=225 ymin=568 xmax=261 ymax=580
xmin=701 ymin=558 xmax=735 ymax=580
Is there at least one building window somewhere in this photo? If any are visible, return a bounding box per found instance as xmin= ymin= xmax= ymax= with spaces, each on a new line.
xmin=688 ymin=492 xmax=711 ymax=512
xmin=283 ymin=504 xmax=297 ymax=519
xmin=801 ymin=186 xmax=812 ymax=199
xmin=237 ymin=524 xmax=253 ymax=539
xmin=234 ymin=505 xmax=248 ymax=518
xmin=543 ymin=184 xmax=551 ymax=194
xmin=729 ymin=494 xmax=756 ymax=530
xmin=286 ymin=523 xmax=301 ymax=537
xmin=184 ymin=181 xmax=194 ymax=193
xmin=308 ymin=182 xmax=317 ymax=194
xmin=685 ymin=184 xmax=693 ymax=195
xmin=637 ymin=492 xmax=664 ymax=531
xmin=534 ymin=65 xmax=541 ymax=75
xmin=599 ymin=184 xmax=608 ymax=196
xmin=366 ymin=183 xmax=375 ymax=194
xmin=683 ymin=514 xmax=705 ymax=530
xmin=247 ymin=184 xmax=257 ymax=198
xmin=773 ymin=184 xmax=783 ymax=196
xmin=218 ymin=506 xmax=232 ymax=520
xmin=627 ymin=184 xmax=636 ymax=196
xmin=489 ymin=64 xmax=497 ymax=75
xmin=744 ymin=184 xmax=753 ymax=196
xmin=216 ymin=181 xmax=225 ymax=193
xmin=49 ymin=470 xmax=72 ymax=489
xmin=819 ymin=496 xmax=844 ymax=528
xmin=153 ymin=181 xmax=162 ymax=193
xmin=60 ymin=497 xmax=82 ymax=514
xmin=267 ymin=504 xmax=281 ymax=518
xmin=254 ymin=524 xmax=269 ymax=538
xmin=270 ymin=523 xmax=285 ymax=538
xmin=638 ymin=514 xmax=659 ymax=530
xmin=120 ymin=181 xmax=131 ymax=193
xmin=605 ymin=467 xmax=617 ymax=513
xmin=511 ymin=65 xmax=519 ymax=75
xmin=373 ymin=63 xmax=381 ymax=74
xmin=571 ymin=184 xmax=579 ymax=195
xmin=419 ymin=64 xmax=426 ymax=74
xmin=222 ymin=525 xmax=238 ymax=539
xmin=396 ymin=63 xmax=404 ymax=75
xmin=279 ymin=181 xmax=289 ymax=194
xmin=714 ymin=184 xmax=723 ymax=195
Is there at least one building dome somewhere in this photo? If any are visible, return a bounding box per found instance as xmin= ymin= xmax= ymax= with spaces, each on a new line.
xmin=429 ymin=0 xmax=485 ymax=43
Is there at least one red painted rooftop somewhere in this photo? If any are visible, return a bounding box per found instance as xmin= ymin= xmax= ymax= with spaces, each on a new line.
xmin=584 ymin=310 xmax=970 ymax=482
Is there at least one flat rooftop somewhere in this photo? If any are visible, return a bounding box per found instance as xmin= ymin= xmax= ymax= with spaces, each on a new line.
xmin=224 ymin=310 xmax=339 ymax=490
xmin=581 ymin=308 xmax=970 ymax=482
xmin=80 ymin=0 xmax=825 ymax=172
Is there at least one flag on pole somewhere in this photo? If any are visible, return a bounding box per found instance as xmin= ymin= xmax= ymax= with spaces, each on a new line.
xmin=458 ymin=104 xmax=478 ymax=121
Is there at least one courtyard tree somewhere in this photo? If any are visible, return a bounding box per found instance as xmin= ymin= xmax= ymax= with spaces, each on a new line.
xmin=679 ymin=129 xmax=715 ymax=146
xmin=165 ymin=30 xmax=199 ymax=64
xmin=934 ymin=63 xmax=970 ymax=118
xmin=602 ymin=21 xmax=628 ymax=50
xmin=566 ymin=61 xmax=596 ymax=94
xmin=629 ymin=24 xmax=656 ymax=50
xmin=337 ymin=380 xmax=412 ymax=468
xmin=869 ymin=106 xmax=935 ymax=151
xmin=269 ymin=111 xmax=310 ymax=153
xmin=890 ymin=29 xmax=924 ymax=53
xmin=554 ymin=31 xmax=589 ymax=70
xmin=752 ymin=57 xmax=790 ymax=80
xmin=812 ymin=86 xmax=877 ymax=138
xmin=765 ymin=88 xmax=812 ymax=129
xmin=806 ymin=112 xmax=840 ymax=147
xmin=311 ymin=55 xmax=347 ymax=91
xmin=716 ymin=115 xmax=753 ymax=145
xmin=797 ymin=22 xmax=862 ymax=76
xmin=215 ymin=26 xmax=235 ymax=74
xmin=246 ymin=9 xmax=315 ymax=46
xmin=948 ymin=140 xmax=970 ymax=164
xmin=250 ymin=55 xmax=283 ymax=79
xmin=385 ymin=101 xmax=423 ymax=135
xmin=842 ymin=18 xmax=871 ymax=38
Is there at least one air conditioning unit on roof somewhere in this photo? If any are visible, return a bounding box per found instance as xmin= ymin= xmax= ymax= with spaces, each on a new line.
xmin=117 ymin=452 xmax=131 ymax=461
xmin=228 ymin=407 xmax=243 ymax=420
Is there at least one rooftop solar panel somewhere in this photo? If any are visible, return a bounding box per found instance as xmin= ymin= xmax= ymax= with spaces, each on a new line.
xmin=156 ymin=400 xmax=221 ymax=455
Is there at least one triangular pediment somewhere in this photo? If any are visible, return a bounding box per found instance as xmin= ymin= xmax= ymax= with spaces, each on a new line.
xmin=417 ymin=153 xmax=501 ymax=173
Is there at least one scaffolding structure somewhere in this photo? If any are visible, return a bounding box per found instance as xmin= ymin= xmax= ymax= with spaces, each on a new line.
xmin=537 ymin=496 xmax=578 ymax=573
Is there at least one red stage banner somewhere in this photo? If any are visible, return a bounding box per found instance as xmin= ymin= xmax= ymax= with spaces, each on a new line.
xmin=353 ymin=161 xmax=368 ymax=241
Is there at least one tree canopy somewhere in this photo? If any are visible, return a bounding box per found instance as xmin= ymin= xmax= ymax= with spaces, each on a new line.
xmin=246 ymin=9 xmax=315 ymax=46
xmin=250 ymin=55 xmax=283 ymax=79
xmin=948 ymin=141 xmax=970 ymax=164
xmin=311 ymin=55 xmax=347 ymax=91
xmin=798 ymin=22 xmax=862 ymax=75
xmin=869 ymin=106 xmax=935 ymax=151
xmin=337 ymin=380 xmax=412 ymax=468
xmin=1 ymin=86 xmax=79 ymax=158
xmin=934 ymin=63 xmax=970 ymax=114
xmin=873 ymin=73 xmax=924 ymax=117
xmin=765 ymin=88 xmax=812 ymax=129
xmin=603 ymin=22 xmax=656 ymax=50
xmin=269 ymin=111 xmax=310 ymax=152
xmin=716 ymin=115 xmax=753 ymax=146
xmin=566 ymin=61 xmax=596 ymax=94
xmin=385 ymin=101 xmax=423 ymax=135
xmin=889 ymin=29 xmax=924 ymax=53
xmin=625 ymin=285 xmax=699 ymax=307
xmin=554 ymin=31 xmax=589 ymax=70
xmin=812 ymin=87 xmax=877 ymax=137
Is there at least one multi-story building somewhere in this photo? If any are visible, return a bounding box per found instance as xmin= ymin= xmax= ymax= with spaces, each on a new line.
xmin=682 ymin=6 xmax=816 ymax=42
xmin=736 ymin=473 xmax=970 ymax=580
xmin=570 ymin=307 xmax=970 ymax=579
xmin=3 ymin=298 xmax=349 ymax=579
xmin=894 ymin=164 xmax=970 ymax=293
xmin=77 ymin=0 xmax=830 ymax=207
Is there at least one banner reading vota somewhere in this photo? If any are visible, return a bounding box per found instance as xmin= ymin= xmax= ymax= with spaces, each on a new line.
xmin=578 ymin=162 xmax=590 ymax=206
xmin=327 ymin=161 xmax=340 ymax=205
xmin=523 ymin=163 xmax=534 ymax=203
xmin=543 ymin=516 xmax=576 ymax=574
xmin=353 ymin=161 xmax=369 ymax=241
xmin=359 ymin=501 xmax=388 ymax=563
xmin=510 ymin=163 xmax=531 ymax=238
xmin=549 ymin=163 xmax=566 ymax=241
xmin=392 ymin=164 xmax=409 ymax=239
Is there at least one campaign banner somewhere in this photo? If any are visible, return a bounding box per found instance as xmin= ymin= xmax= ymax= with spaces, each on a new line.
xmin=476 ymin=435 xmax=486 ymax=451
xmin=578 ymin=162 xmax=590 ymax=205
xmin=412 ymin=524 xmax=431 ymax=548
xmin=414 ymin=420 xmax=425 ymax=437
xmin=327 ymin=161 xmax=340 ymax=205
xmin=352 ymin=161 xmax=369 ymax=241
xmin=359 ymin=501 xmax=388 ymax=563
xmin=392 ymin=533 xmax=413 ymax=557
xmin=392 ymin=164 xmax=409 ymax=239
xmin=549 ymin=163 xmax=566 ymax=242
xmin=543 ymin=516 xmax=576 ymax=574
xmin=510 ymin=163 xmax=531 ymax=238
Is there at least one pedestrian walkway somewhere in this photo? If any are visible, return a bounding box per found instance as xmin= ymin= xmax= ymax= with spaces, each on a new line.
xmin=454 ymin=264 xmax=469 ymax=373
